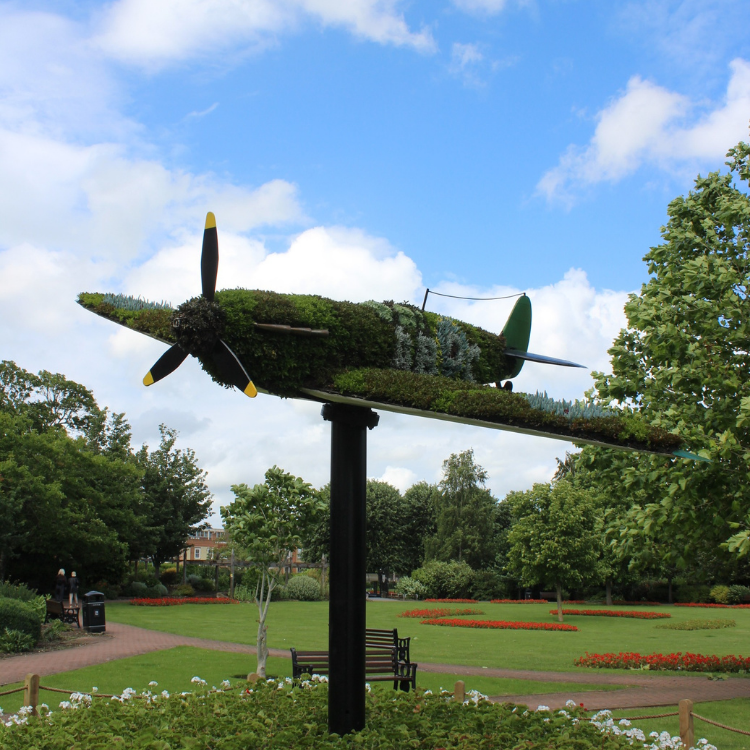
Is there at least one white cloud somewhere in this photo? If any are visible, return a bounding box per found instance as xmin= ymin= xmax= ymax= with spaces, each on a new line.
xmin=451 ymin=0 xmax=512 ymax=14
xmin=95 ymin=0 xmax=435 ymax=69
xmin=538 ymin=59 xmax=750 ymax=203
xmin=376 ymin=466 xmax=418 ymax=492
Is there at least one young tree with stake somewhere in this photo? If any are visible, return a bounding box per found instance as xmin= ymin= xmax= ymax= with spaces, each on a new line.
xmin=506 ymin=480 xmax=599 ymax=622
xmin=221 ymin=466 xmax=325 ymax=677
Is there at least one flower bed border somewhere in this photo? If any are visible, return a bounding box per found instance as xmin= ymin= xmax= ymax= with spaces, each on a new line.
xmin=674 ymin=602 xmax=750 ymax=609
xmin=421 ymin=618 xmax=578 ymax=631
xmin=575 ymin=650 xmax=750 ymax=672
xmin=551 ymin=609 xmax=669 ymax=620
xmin=129 ymin=597 xmax=241 ymax=606
xmin=424 ymin=598 xmax=478 ymax=603
xmin=398 ymin=607 xmax=483 ymax=618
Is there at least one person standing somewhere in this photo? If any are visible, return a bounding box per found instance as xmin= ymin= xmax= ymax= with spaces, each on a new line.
xmin=54 ymin=569 xmax=66 ymax=602
xmin=68 ymin=571 xmax=79 ymax=608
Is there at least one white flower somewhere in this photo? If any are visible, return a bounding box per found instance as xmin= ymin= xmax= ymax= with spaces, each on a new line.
xmin=423 ymin=690 xmax=433 ymax=695
xmin=91 ymin=687 xmax=98 ymax=692
xmin=59 ymin=701 xmax=73 ymax=710
xmin=148 ymin=681 xmax=158 ymax=687
xmin=535 ymin=705 xmax=550 ymax=712
xmin=365 ymin=683 xmax=371 ymax=692
xmin=161 ymin=690 xmax=170 ymax=699
xmin=565 ymin=699 xmax=577 ymax=708
xmin=221 ymin=680 xmax=231 ymax=689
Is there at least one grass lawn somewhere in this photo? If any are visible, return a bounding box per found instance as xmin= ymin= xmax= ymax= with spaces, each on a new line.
xmin=107 ymin=600 xmax=750 ymax=675
xmin=0 ymin=646 xmax=618 ymax=715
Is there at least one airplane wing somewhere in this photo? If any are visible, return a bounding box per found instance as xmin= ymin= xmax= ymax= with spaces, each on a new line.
xmin=505 ymin=349 xmax=586 ymax=369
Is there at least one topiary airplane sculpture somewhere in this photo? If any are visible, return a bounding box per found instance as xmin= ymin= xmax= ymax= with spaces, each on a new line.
xmin=78 ymin=212 xmax=701 ymax=459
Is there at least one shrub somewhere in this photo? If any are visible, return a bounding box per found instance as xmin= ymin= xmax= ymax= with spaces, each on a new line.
xmin=126 ymin=581 xmax=148 ymax=597
xmin=411 ymin=560 xmax=474 ymax=599
xmin=233 ymin=584 xmax=254 ymax=602
xmin=0 ymin=674 xmax=661 ymax=749
xmin=470 ymin=570 xmax=509 ymax=601
xmin=0 ymin=627 xmax=35 ymax=653
xmin=159 ymin=569 xmax=179 ymax=586
xmin=171 ymin=584 xmax=195 ymax=597
xmin=394 ymin=576 xmax=427 ymax=600
xmin=655 ymin=619 xmax=735 ymax=631
xmin=710 ymin=585 xmax=731 ymax=604
xmin=149 ymin=583 xmax=169 ymax=597
xmin=193 ymin=578 xmax=215 ymax=593
xmin=0 ymin=580 xmax=46 ymax=622
xmin=727 ymin=584 xmax=750 ymax=604
xmin=674 ymin=584 xmax=711 ymax=603
xmin=0 ymin=598 xmax=42 ymax=643
xmin=42 ymin=619 xmax=71 ymax=641
xmin=286 ymin=575 xmax=321 ymax=601
xmin=186 ymin=574 xmax=203 ymax=587
xmin=92 ymin=580 xmax=121 ymax=600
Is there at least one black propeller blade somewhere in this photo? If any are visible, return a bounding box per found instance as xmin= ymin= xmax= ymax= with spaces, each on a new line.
xmin=212 ymin=339 xmax=257 ymax=398
xmin=201 ymin=211 xmax=218 ymax=301
xmin=143 ymin=344 xmax=189 ymax=386
xmin=142 ymin=211 xmax=257 ymax=398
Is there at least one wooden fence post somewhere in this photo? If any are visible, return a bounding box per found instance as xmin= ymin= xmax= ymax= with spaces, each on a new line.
xmin=679 ymin=699 xmax=693 ymax=749
xmin=453 ymin=680 xmax=465 ymax=703
xmin=23 ymin=674 xmax=39 ymax=715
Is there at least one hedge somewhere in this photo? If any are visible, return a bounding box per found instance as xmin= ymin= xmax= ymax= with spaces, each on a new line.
xmin=1 ymin=677 xmax=656 ymax=749
xmin=0 ymin=598 xmax=42 ymax=643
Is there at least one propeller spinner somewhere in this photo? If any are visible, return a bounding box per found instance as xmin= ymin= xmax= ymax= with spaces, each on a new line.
xmin=143 ymin=213 xmax=257 ymax=398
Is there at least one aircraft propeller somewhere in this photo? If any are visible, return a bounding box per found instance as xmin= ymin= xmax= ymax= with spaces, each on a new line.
xmin=142 ymin=212 xmax=257 ymax=398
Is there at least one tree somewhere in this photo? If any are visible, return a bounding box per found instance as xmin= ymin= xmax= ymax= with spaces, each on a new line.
xmin=506 ymin=480 xmax=599 ymax=621
xmin=366 ymin=481 xmax=407 ymax=592
xmin=425 ymin=449 xmax=498 ymax=569
xmin=401 ymin=481 xmax=438 ymax=573
xmin=566 ymin=139 xmax=750 ymax=571
xmin=136 ymin=425 xmax=212 ymax=578
xmin=221 ymin=466 xmax=325 ymax=677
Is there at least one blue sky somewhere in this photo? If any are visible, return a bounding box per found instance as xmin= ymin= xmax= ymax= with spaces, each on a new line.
xmin=2 ymin=0 xmax=749 ymax=518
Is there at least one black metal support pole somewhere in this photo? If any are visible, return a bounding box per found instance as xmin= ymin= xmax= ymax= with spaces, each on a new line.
xmin=321 ymin=403 xmax=379 ymax=735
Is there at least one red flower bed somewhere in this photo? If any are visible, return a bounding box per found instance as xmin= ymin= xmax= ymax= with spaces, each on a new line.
xmin=674 ymin=603 xmax=750 ymax=609
xmin=490 ymin=599 xmax=586 ymax=604
xmin=421 ymin=618 xmax=578 ymax=631
xmin=575 ymin=651 xmax=750 ymax=673
xmin=399 ymin=607 xmax=483 ymax=618
xmin=612 ymin=601 xmax=661 ymax=605
xmin=551 ymin=609 xmax=670 ymax=619
xmin=424 ymin=598 xmax=479 ymax=603
xmin=130 ymin=597 xmax=240 ymax=606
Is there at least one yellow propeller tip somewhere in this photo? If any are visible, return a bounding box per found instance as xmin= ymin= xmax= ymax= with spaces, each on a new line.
xmin=143 ymin=372 xmax=155 ymax=386
xmin=205 ymin=212 xmax=216 ymax=229
xmin=244 ymin=381 xmax=258 ymax=398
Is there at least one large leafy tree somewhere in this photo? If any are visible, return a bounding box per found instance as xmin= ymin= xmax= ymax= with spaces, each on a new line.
xmin=425 ymin=449 xmax=498 ymax=569
xmin=222 ymin=466 xmax=325 ymax=677
xmin=401 ymin=481 xmax=438 ymax=573
xmin=136 ymin=425 xmax=212 ymax=578
xmin=567 ymin=139 xmax=750 ymax=571
xmin=506 ymin=480 xmax=599 ymax=621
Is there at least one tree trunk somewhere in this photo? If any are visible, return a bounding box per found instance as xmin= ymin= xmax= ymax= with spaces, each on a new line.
xmin=134 ymin=559 xmax=139 ymax=575
xmin=556 ymin=582 xmax=563 ymax=623
xmin=606 ymin=579 xmax=612 ymax=606
xmin=255 ymin=570 xmax=273 ymax=678
xmin=153 ymin=560 xmax=161 ymax=580
xmin=668 ymin=577 xmax=673 ymax=604
xmin=183 ymin=550 xmax=187 ymax=584
xmin=0 ymin=550 xmax=5 ymax=582
xmin=230 ymin=549 xmax=235 ymax=599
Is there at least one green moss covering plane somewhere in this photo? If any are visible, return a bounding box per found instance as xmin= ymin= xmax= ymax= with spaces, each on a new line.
xmin=78 ymin=212 xmax=698 ymax=459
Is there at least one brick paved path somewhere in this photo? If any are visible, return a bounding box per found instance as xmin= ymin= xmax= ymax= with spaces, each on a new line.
xmin=2 ymin=622 xmax=749 ymax=711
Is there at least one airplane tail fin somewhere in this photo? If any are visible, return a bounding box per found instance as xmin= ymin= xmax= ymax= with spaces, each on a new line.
xmin=501 ymin=295 xmax=532 ymax=378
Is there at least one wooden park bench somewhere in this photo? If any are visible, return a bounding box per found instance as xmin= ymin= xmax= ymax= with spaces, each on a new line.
xmin=365 ymin=627 xmax=411 ymax=664
xmin=290 ymin=647 xmax=418 ymax=691
xmin=45 ymin=599 xmax=80 ymax=628
xmin=291 ymin=627 xmax=416 ymax=691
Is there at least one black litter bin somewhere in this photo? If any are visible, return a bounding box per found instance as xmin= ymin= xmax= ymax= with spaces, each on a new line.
xmin=82 ymin=591 xmax=106 ymax=633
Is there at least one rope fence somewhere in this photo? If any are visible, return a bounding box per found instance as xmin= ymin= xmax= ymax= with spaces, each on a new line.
xmin=6 ymin=676 xmax=750 ymax=742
